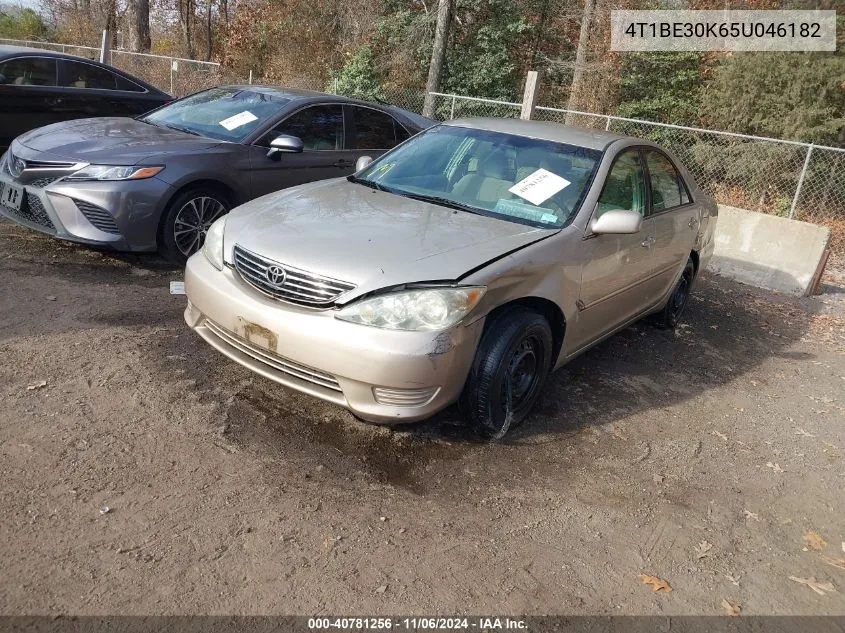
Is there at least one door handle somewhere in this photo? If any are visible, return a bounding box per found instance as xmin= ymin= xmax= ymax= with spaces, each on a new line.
xmin=333 ymin=159 xmax=355 ymax=168
xmin=689 ymin=217 xmax=699 ymax=229
xmin=641 ymin=236 xmax=655 ymax=248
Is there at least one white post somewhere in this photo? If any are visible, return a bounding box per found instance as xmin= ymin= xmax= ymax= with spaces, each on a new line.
xmin=520 ymin=71 xmax=540 ymax=120
xmin=99 ymin=29 xmax=111 ymax=65
xmin=789 ymin=144 xmax=814 ymax=220
xmin=605 ymin=116 xmax=611 ymax=131
xmin=169 ymin=58 xmax=175 ymax=95
xmin=450 ymin=95 xmax=456 ymax=120
xmin=248 ymin=69 xmax=253 ymax=85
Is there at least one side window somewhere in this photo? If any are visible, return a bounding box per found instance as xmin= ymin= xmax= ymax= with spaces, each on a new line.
xmin=0 ymin=57 xmax=57 ymax=86
xmin=596 ymin=150 xmax=647 ymax=218
xmin=270 ymin=105 xmax=344 ymax=151
xmin=60 ymin=61 xmax=118 ymax=90
xmin=353 ymin=107 xmax=398 ymax=150
xmin=115 ymin=75 xmax=146 ymax=93
xmin=645 ymin=151 xmax=686 ymax=212
xmin=394 ymin=121 xmax=410 ymax=143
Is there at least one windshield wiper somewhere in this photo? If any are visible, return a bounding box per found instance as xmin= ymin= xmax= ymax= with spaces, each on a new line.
xmin=160 ymin=123 xmax=202 ymax=137
xmin=347 ymin=175 xmax=386 ymax=191
xmin=389 ymin=190 xmax=482 ymax=216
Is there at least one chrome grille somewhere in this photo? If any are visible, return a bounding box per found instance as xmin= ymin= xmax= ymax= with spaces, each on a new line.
xmin=233 ymin=244 xmax=356 ymax=307
xmin=74 ymin=199 xmax=120 ymax=234
xmin=204 ymin=319 xmax=342 ymax=393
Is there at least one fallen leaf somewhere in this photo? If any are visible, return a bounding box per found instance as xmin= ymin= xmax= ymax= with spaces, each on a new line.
xmin=721 ymin=598 xmax=741 ymax=616
xmin=26 ymin=380 xmax=47 ymax=391
xmin=694 ymin=540 xmax=713 ymax=559
xmin=789 ymin=576 xmax=836 ymax=596
xmin=725 ymin=573 xmax=741 ymax=586
xmin=712 ymin=430 xmax=728 ymax=441
xmin=766 ymin=462 xmax=784 ymax=473
xmin=374 ymin=584 xmax=387 ymax=594
xmin=795 ymin=428 xmax=815 ymax=438
xmin=821 ymin=556 xmax=845 ymax=571
xmin=639 ymin=574 xmax=672 ymax=593
xmin=743 ymin=510 xmax=760 ymax=521
xmin=804 ymin=531 xmax=827 ymax=551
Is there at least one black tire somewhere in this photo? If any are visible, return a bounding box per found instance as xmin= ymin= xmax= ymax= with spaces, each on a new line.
xmin=651 ymin=257 xmax=696 ymax=330
xmin=158 ymin=187 xmax=231 ymax=264
xmin=459 ymin=307 xmax=553 ymax=440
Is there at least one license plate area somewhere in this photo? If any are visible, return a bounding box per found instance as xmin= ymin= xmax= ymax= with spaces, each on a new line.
xmin=1 ymin=183 xmax=24 ymax=211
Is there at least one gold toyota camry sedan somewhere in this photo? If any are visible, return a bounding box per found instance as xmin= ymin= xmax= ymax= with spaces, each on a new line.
xmin=184 ymin=118 xmax=717 ymax=438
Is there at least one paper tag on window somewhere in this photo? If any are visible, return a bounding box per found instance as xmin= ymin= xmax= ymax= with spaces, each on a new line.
xmin=219 ymin=111 xmax=258 ymax=131
xmin=508 ymin=168 xmax=571 ymax=206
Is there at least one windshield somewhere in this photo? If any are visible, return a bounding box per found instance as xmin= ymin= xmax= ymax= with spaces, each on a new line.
xmin=142 ymin=87 xmax=291 ymax=142
xmin=354 ymin=125 xmax=602 ymax=229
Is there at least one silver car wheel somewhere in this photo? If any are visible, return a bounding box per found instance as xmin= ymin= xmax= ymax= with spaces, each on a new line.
xmin=173 ymin=196 xmax=228 ymax=257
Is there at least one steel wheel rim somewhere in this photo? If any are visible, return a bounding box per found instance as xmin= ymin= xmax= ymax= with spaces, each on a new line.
xmin=503 ymin=337 xmax=541 ymax=415
xmin=671 ymin=272 xmax=691 ymax=320
xmin=173 ymin=196 xmax=227 ymax=257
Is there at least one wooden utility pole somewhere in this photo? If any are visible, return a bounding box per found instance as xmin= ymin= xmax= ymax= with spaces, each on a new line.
xmin=566 ymin=0 xmax=595 ymax=125
xmin=422 ymin=0 xmax=453 ymax=118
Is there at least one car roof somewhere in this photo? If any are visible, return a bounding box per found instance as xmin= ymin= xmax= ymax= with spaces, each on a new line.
xmin=443 ymin=117 xmax=627 ymax=150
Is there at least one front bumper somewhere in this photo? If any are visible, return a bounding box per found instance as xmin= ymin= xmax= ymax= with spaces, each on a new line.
xmin=0 ymin=153 xmax=171 ymax=252
xmin=184 ymin=252 xmax=485 ymax=423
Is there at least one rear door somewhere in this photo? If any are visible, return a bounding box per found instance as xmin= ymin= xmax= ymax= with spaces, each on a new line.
xmin=57 ymin=59 xmax=155 ymax=119
xmin=643 ymin=149 xmax=701 ymax=297
xmin=248 ymin=103 xmax=350 ymax=197
xmin=0 ymin=56 xmax=60 ymax=150
xmin=569 ymin=148 xmax=661 ymax=351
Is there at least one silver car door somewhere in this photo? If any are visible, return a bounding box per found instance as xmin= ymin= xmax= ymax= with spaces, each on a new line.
xmin=569 ymin=149 xmax=663 ymax=352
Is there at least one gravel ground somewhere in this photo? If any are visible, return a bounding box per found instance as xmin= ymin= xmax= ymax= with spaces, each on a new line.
xmin=1 ymin=218 xmax=844 ymax=616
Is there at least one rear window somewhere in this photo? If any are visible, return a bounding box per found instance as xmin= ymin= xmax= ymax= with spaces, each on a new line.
xmin=0 ymin=56 xmax=57 ymax=86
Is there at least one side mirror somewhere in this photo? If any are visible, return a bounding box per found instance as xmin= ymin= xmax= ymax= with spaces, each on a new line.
xmin=590 ymin=209 xmax=643 ymax=235
xmin=266 ymin=134 xmax=303 ymax=160
xmin=355 ymin=155 xmax=373 ymax=172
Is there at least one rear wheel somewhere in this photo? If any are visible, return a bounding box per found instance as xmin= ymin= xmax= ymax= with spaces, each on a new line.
xmin=651 ymin=257 xmax=696 ymax=329
xmin=459 ymin=307 xmax=553 ymax=440
xmin=159 ymin=187 xmax=231 ymax=264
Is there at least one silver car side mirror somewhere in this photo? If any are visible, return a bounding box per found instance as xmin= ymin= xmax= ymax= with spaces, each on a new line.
xmin=355 ymin=156 xmax=373 ymax=172
xmin=267 ymin=134 xmax=304 ymax=160
xmin=590 ymin=209 xmax=643 ymax=235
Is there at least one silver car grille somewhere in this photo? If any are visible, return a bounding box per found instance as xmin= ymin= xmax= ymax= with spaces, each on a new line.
xmin=73 ymin=199 xmax=120 ymax=234
xmin=233 ymin=244 xmax=356 ymax=307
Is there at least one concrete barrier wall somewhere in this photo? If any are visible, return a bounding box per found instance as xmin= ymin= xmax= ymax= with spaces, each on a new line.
xmin=707 ymin=205 xmax=832 ymax=297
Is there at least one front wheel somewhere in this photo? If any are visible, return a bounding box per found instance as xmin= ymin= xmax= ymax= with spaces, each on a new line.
xmin=158 ymin=188 xmax=231 ymax=264
xmin=651 ymin=257 xmax=696 ymax=329
xmin=459 ymin=307 xmax=553 ymax=440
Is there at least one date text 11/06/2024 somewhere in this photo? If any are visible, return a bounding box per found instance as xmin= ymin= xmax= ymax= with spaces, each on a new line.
xmin=307 ymin=618 xmax=528 ymax=630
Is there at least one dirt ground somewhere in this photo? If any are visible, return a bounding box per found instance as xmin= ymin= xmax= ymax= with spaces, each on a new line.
xmin=1 ymin=217 xmax=844 ymax=616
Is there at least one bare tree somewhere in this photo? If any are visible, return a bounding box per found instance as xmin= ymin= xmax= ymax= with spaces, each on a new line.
xmin=421 ymin=0 xmax=453 ymax=118
xmin=128 ymin=0 xmax=151 ymax=53
xmin=179 ymin=0 xmax=195 ymax=59
xmin=565 ymin=0 xmax=594 ymax=124
xmin=205 ymin=0 xmax=213 ymax=60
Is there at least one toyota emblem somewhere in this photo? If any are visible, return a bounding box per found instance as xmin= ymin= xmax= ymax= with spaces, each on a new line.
xmin=10 ymin=157 xmax=26 ymax=178
xmin=265 ymin=265 xmax=286 ymax=286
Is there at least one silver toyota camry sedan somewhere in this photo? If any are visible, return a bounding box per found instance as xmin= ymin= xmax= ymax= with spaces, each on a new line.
xmin=184 ymin=118 xmax=718 ymax=439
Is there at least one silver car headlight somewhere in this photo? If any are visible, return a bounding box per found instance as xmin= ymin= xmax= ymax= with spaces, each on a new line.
xmin=202 ymin=216 xmax=227 ymax=270
xmin=66 ymin=164 xmax=164 ymax=181
xmin=336 ymin=286 xmax=486 ymax=331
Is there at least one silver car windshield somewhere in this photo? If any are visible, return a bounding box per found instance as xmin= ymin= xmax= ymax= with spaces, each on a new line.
xmin=142 ymin=87 xmax=291 ymax=142
xmin=354 ymin=125 xmax=602 ymax=229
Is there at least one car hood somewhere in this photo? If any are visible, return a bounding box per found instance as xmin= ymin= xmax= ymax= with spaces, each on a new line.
xmin=223 ymin=178 xmax=557 ymax=300
xmin=16 ymin=117 xmax=221 ymax=164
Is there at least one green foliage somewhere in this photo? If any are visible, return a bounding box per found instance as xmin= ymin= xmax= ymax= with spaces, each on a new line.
xmin=617 ymin=52 xmax=704 ymax=124
xmin=328 ymin=46 xmax=385 ymax=101
xmin=0 ymin=6 xmax=49 ymax=39
xmin=700 ymin=52 xmax=845 ymax=145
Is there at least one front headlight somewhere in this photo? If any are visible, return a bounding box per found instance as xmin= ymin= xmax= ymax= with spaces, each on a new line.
xmin=202 ymin=215 xmax=227 ymax=270
xmin=66 ymin=164 xmax=164 ymax=181
xmin=336 ymin=286 xmax=486 ymax=331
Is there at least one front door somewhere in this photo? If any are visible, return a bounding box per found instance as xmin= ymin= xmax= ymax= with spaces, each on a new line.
xmin=569 ymin=149 xmax=663 ymax=353
xmin=249 ymin=104 xmax=352 ymax=198
xmin=0 ymin=56 xmax=60 ymax=150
